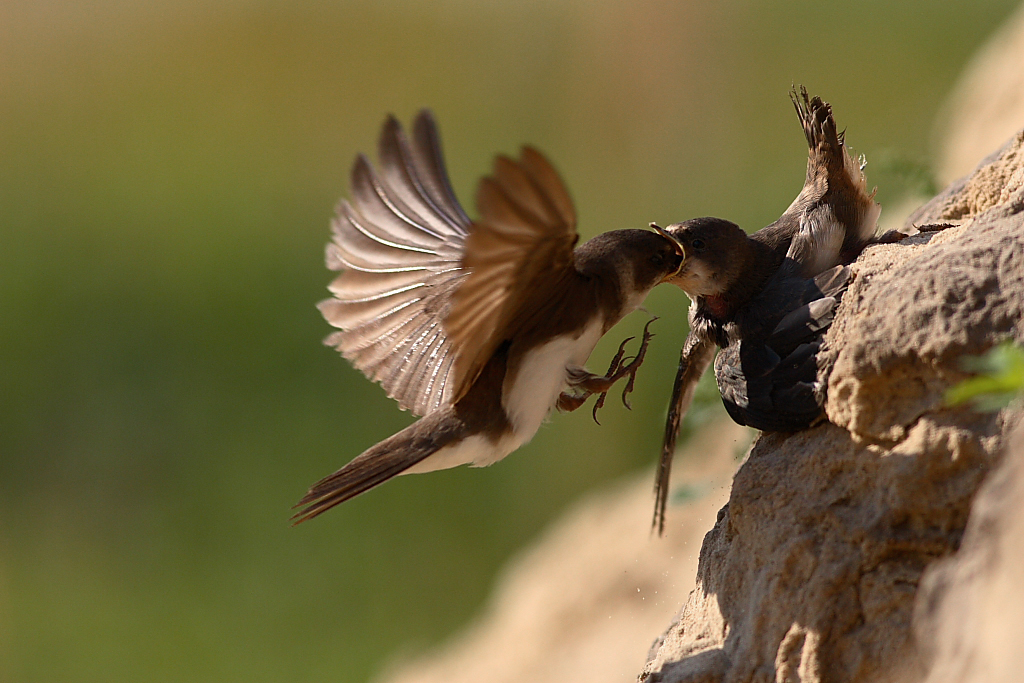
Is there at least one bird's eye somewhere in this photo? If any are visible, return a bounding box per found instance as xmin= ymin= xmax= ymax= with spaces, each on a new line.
xmin=691 ymin=238 xmax=706 ymax=250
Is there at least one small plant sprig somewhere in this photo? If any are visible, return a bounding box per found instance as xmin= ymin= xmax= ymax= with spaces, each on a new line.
xmin=945 ymin=340 xmax=1024 ymax=411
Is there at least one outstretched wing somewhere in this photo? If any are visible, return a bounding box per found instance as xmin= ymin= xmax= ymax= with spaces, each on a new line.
xmin=759 ymin=88 xmax=880 ymax=275
xmin=319 ymin=111 xmax=471 ymax=417
xmin=444 ymin=146 xmax=580 ymax=402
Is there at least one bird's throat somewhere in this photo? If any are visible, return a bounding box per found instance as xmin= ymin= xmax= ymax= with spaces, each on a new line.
xmin=703 ymin=294 xmax=731 ymax=320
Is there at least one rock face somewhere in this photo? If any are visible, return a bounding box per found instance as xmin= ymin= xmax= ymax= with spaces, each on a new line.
xmin=826 ymin=162 xmax=1024 ymax=441
xmin=639 ymin=134 xmax=1024 ymax=683
xmin=915 ymin=421 xmax=1024 ymax=683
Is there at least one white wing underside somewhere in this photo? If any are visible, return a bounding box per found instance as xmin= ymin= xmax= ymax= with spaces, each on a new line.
xmin=319 ymin=113 xmax=471 ymax=417
xmin=788 ymin=208 xmax=845 ymax=277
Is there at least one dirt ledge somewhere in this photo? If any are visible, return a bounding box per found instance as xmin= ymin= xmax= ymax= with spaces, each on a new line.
xmin=639 ymin=132 xmax=1024 ymax=683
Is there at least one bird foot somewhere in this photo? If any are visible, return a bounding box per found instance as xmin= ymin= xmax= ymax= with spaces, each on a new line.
xmin=558 ymin=318 xmax=658 ymax=424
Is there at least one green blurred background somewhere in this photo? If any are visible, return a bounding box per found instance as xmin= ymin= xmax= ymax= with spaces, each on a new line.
xmin=0 ymin=1 xmax=1016 ymax=681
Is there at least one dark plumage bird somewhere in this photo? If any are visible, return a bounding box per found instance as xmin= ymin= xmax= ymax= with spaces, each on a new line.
xmin=294 ymin=111 xmax=686 ymax=523
xmin=651 ymin=88 xmax=884 ymax=533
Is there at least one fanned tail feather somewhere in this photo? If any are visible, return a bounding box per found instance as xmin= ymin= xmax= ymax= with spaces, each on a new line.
xmin=292 ymin=408 xmax=465 ymax=523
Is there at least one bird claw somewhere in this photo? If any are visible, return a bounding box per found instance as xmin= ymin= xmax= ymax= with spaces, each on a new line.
xmin=622 ymin=366 xmax=638 ymax=410
xmin=592 ymin=391 xmax=607 ymax=425
xmin=587 ymin=317 xmax=658 ymax=424
xmin=874 ymin=228 xmax=909 ymax=244
xmin=561 ymin=318 xmax=658 ymax=423
xmin=915 ymin=222 xmax=957 ymax=233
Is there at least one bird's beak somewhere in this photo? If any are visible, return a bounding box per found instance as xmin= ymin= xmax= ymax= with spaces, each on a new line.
xmin=650 ymin=222 xmax=687 ymax=280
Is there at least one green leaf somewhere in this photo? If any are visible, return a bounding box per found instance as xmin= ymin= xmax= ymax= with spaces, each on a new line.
xmin=945 ymin=341 xmax=1024 ymax=411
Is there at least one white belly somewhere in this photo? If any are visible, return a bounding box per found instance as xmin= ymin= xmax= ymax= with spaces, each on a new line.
xmin=401 ymin=433 xmax=519 ymax=474
xmin=402 ymin=317 xmax=606 ymax=474
xmin=502 ymin=318 xmax=606 ymax=446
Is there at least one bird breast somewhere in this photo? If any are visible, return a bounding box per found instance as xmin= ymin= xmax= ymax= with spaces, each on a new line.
xmin=502 ymin=317 xmax=607 ymax=446
xmin=401 ymin=317 xmax=606 ymax=476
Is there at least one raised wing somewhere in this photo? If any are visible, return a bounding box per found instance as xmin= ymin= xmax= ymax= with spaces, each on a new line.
xmin=759 ymin=88 xmax=880 ymax=272
xmin=319 ymin=111 xmax=471 ymax=417
xmin=444 ymin=147 xmax=580 ymax=402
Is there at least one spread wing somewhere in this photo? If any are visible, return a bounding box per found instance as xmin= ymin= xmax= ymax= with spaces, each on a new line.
xmin=443 ymin=147 xmax=579 ymax=402
xmin=759 ymin=87 xmax=880 ymax=275
xmin=319 ymin=111 xmax=471 ymax=417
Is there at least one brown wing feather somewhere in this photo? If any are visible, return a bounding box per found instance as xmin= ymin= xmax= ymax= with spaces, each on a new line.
xmin=518 ymin=146 xmax=576 ymax=226
xmin=320 ymin=111 xmax=469 ymax=417
xmin=771 ymin=88 xmax=879 ymax=274
xmin=444 ymin=148 xmax=579 ymax=401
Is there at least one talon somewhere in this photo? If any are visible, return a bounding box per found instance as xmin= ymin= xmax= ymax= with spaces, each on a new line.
xmin=618 ymin=318 xmax=657 ymax=409
xmin=592 ymin=392 xmax=607 ymax=425
xmin=916 ymin=222 xmax=956 ymax=233
xmin=578 ymin=318 xmax=660 ymax=423
xmin=622 ymin=365 xmax=638 ymax=409
xmin=874 ymin=228 xmax=908 ymax=244
xmin=606 ymin=336 xmax=634 ymax=376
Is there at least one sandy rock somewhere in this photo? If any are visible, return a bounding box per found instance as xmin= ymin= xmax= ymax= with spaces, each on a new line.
xmin=640 ymin=133 xmax=1024 ymax=683
xmin=915 ymin=419 xmax=1024 ymax=683
xmin=910 ymin=130 xmax=1024 ymax=229
xmin=376 ymin=420 xmax=750 ymax=683
xmin=823 ymin=163 xmax=1024 ymax=442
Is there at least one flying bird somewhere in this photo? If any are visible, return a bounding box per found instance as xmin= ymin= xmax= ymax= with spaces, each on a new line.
xmin=652 ymin=88 xmax=888 ymax=534
xmin=294 ymin=111 xmax=685 ymax=523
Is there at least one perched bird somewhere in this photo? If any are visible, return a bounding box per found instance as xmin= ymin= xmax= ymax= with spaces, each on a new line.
xmin=652 ymin=88 xmax=885 ymax=533
xmin=294 ymin=111 xmax=685 ymax=523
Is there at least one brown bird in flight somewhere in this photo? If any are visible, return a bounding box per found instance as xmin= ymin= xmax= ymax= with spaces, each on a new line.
xmin=294 ymin=111 xmax=685 ymax=523
xmin=652 ymin=88 xmax=889 ymax=534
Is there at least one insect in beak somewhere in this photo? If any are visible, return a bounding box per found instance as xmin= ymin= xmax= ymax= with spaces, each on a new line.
xmin=650 ymin=222 xmax=687 ymax=279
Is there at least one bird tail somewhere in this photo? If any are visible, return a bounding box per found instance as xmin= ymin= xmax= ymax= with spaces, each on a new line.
xmin=292 ymin=407 xmax=466 ymax=524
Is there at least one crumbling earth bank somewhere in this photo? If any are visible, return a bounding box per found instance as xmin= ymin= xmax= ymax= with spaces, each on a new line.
xmin=640 ymin=132 xmax=1024 ymax=683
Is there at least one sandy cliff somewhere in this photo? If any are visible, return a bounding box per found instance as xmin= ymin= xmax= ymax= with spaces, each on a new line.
xmin=640 ymin=133 xmax=1024 ymax=683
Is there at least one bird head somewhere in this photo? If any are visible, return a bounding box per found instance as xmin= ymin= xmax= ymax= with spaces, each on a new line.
xmin=576 ymin=229 xmax=685 ymax=308
xmin=615 ymin=228 xmax=687 ymax=294
xmin=652 ymin=217 xmax=750 ymax=300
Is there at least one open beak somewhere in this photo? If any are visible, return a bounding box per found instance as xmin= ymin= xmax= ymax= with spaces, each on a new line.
xmin=650 ymin=222 xmax=687 ymax=280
